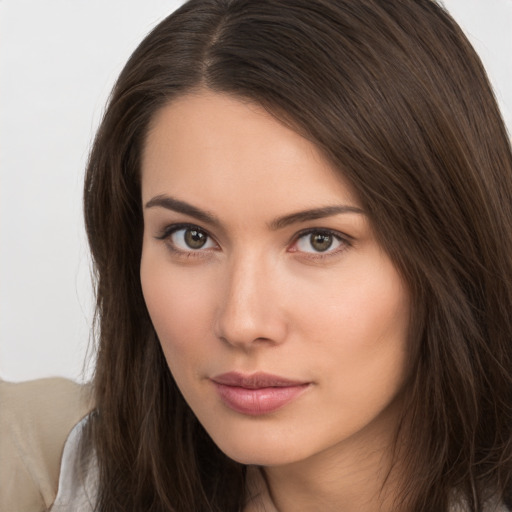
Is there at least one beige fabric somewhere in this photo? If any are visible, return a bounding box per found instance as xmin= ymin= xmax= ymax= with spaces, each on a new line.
xmin=0 ymin=378 xmax=93 ymax=512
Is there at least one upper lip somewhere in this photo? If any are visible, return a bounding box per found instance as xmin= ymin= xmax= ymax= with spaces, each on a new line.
xmin=211 ymin=372 xmax=308 ymax=389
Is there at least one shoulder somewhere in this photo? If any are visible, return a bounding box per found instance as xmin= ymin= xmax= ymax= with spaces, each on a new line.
xmin=0 ymin=378 xmax=94 ymax=512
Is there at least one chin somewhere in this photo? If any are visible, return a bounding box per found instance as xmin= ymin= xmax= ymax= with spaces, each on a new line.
xmin=205 ymin=427 xmax=312 ymax=467
xmin=219 ymin=444 xmax=301 ymax=467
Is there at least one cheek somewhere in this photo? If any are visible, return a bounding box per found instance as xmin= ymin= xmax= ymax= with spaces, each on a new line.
xmin=140 ymin=249 xmax=216 ymax=366
xmin=291 ymin=279 xmax=408 ymax=353
xmin=290 ymin=258 xmax=410 ymax=403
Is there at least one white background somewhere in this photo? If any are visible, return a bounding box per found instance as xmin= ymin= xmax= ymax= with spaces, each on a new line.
xmin=1 ymin=0 xmax=511 ymax=383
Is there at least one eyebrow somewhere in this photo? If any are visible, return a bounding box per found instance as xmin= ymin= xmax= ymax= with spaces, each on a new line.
xmin=144 ymin=194 xmax=365 ymax=230
xmin=270 ymin=205 xmax=365 ymax=230
xmin=145 ymin=195 xmax=220 ymax=226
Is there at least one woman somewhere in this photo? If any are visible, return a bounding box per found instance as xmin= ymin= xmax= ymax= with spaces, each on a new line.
xmin=4 ymin=0 xmax=512 ymax=510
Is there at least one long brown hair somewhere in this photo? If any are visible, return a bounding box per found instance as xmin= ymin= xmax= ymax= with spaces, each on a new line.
xmin=83 ymin=0 xmax=512 ymax=510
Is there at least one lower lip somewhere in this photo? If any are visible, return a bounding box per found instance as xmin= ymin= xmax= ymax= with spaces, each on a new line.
xmin=213 ymin=382 xmax=310 ymax=416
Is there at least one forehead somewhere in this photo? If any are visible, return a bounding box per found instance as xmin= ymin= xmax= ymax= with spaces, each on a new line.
xmin=141 ymin=90 xmax=359 ymax=215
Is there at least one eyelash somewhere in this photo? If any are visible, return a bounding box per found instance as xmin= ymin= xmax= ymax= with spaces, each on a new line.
xmin=155 ymin=223 xmax=352 ymax=260
xmin=155 ymin=223 xmax=218 ymax=258
xmin=290 ymin=227 xmax=352 ymax=260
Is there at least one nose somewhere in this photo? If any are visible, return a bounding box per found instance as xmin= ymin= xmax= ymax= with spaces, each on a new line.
xmin=213 ymin=254 xmax=288 ymax=350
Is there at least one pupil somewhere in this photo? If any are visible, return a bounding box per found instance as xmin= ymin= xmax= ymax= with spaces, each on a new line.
xmin=185 ymin=229 xmax=207 ymax=249
xmin=311 ymin=233 xmax=332 ymax=252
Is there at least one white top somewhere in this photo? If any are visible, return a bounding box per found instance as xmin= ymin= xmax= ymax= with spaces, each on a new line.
xmin=50 ymin=417 xmax=97 ymax=511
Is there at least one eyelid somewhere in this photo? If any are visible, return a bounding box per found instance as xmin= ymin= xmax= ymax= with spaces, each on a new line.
xmin=155 ymin=223 xmax=219 ymax=254
xmin=155 ymin=223 xmax=353 ymax=259
xmin=155 ymin=222 xmax=202 ymax=240
xmin=288 ymin=227 xmax=353 ymax=257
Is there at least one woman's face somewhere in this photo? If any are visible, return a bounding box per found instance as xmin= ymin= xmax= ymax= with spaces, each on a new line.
xmin=140 ymin=91 xmax=410 ymax=467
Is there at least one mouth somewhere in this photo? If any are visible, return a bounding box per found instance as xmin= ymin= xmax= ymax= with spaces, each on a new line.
xmin=211 ymin=372 xmax=311 ymax=416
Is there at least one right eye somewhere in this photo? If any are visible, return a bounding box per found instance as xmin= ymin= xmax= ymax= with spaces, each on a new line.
xmin=158 ymin=225 xmax=217 ymax=252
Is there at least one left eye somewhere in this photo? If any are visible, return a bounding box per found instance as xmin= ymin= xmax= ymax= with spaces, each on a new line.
xmin=170 ymin=227 xmax=217 ymax=251
xmin=295 ymin=231 xmax=343 ymax=253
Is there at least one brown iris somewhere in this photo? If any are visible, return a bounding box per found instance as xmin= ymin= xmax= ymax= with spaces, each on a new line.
xmin=310 ymin=233 xmax=333 ymax=252
xmin=184 ymin=228 xmax=208 ymax=249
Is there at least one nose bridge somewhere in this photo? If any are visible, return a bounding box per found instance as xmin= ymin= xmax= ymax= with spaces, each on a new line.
xmin=214 ymin=249 xmax=286 ymax=348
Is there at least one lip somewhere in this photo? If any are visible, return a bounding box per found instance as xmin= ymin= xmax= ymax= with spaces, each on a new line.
xmin=211 ymin=372 xmax=311 ymax=416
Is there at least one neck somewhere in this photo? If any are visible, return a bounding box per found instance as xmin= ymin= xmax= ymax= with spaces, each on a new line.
xmin=244 ymin=400 xmax=405 ymax=512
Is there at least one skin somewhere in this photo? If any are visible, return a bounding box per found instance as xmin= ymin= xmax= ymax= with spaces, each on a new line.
xmin=140 ymin=90 xmax=410 ymax=512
